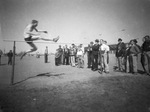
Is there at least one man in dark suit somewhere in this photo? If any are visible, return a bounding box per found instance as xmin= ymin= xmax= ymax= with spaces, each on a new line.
xmin=91 ymin=39 xmax=100 ymax=71
xmin=87 ymin=42 xmax=93 ymax=68
xmin=7 ymin=50 xmax=13 ymax=65
xmin=44 ymin=46 xmax=48 ymax=63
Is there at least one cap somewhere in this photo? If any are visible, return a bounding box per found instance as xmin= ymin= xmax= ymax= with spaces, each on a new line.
xmin=95 ymin=39 xmax=99 ymax=42
xmin=31 ymin=20 xmax=38 ymax=24
xmin=129 ymin=39 xmax=133 ymax=43
xmin=118 ymin=38 xmax=122 ymax=41
xmin=133 ymin=39 xmax=138 ymax=43
xmin=90 ymin=41 xmax=94 ymax=44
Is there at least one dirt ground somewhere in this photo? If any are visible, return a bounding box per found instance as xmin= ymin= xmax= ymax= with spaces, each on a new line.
xmin=0 ymin=54 xmax=150 ymax=112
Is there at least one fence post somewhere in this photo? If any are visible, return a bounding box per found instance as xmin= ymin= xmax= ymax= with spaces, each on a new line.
xmin=11 ymin=41 xmax=16 ymax=85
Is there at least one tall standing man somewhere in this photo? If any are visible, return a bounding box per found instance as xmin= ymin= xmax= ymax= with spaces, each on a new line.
xmin=100 ymin=40 xmax=110 ymax=73
xmin=44 ymin=46 xmax=48 ymax=63
xmin=87 ymin=42 xmax=93 ymax=68
xmin=70 ymin=44 xmax=76 ymax=67
xmin=91 ymin=39 xmax=100 ymax=71
xmin=116 ymin=38 xmax=126 ymax=71
xmin=141 ymin=35 xmax=150 ymax=75
xmin=128 ymin=40 xmax=140 ymax=74
xmin=63 ymin=45 xmax=70 ymax=65
xmin=0 ymin=49 xmax=3 ymax=65
xmin=21 ymin=20 xmax=59 ymax=59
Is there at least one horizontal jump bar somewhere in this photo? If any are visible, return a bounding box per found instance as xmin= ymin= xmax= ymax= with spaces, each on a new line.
xmin=3 ymin=39 xmax=88 ymax=44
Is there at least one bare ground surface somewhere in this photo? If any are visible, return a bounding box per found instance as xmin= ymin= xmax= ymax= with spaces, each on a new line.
xmin=0 ymin=54 xmax=150 ymax=112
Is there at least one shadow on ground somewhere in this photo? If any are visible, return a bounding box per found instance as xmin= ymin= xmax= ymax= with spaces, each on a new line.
xmin=0 ymin=75 xmax=150 ymax=112
xmin=13 ymin=72 xmax=65 ymax=85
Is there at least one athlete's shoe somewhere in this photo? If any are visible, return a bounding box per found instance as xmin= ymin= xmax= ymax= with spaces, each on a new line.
xmin=20 ymin=52 xmax=26 ymax=60
xmin=53 ymin=36 xmax=60 ymax=42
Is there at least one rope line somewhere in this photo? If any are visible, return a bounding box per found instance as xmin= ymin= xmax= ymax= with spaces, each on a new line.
xmin=3 ymin=39 xmax=89 ymax=45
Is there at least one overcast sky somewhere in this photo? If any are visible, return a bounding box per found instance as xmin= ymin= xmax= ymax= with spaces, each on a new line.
xmin=0 ymin=0 xmax=150 ymax=53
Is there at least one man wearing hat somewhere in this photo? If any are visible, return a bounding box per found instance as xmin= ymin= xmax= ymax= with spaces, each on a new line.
xmin=91 ymin=39 xmax=100 ymax=71
xmin=133 ymin=39 xmax=141 ymax=52
xmin=116 ymin=38 xmax=126 ymax=71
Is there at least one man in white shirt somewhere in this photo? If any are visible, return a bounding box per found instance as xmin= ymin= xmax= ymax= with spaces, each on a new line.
xmin=100 ymin=40 xmax=110 ymax=73
xmin=77 ymin=44 xmax=84 ymax=68
xmin=21 ymin=20 xmax=59 ymax=59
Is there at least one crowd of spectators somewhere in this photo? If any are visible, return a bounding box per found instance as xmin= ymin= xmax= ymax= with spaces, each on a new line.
xmin=114 ymin=35 xmax=150 ymax=76
xmin=55 ymin=35 xmax=150 ymax=75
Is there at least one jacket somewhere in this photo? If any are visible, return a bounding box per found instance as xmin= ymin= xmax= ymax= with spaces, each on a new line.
xmin=92 ymin=44 xmax=100 ymax=55
xmin=116 ymin=42 xmax=126 ymax=57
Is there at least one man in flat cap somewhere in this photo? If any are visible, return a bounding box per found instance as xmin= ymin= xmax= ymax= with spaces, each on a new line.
xmin=115 ymin=38 xmax=126 ymax=71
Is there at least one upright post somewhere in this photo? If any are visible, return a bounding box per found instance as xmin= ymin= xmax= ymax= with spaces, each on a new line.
xmin=11 ymin=41 xmax=16 ymax=85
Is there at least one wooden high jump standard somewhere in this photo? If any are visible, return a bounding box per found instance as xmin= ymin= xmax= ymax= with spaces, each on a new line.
xmin=11 ymin=41 xmax=16 ymax=85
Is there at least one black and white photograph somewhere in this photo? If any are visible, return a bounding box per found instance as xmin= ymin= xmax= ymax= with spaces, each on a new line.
xmin=0 ymin=0 xmax=150 ymax=112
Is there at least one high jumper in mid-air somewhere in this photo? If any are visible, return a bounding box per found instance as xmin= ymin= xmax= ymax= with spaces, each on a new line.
xmin=20 ymin=20 xmax=59 ymax=59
